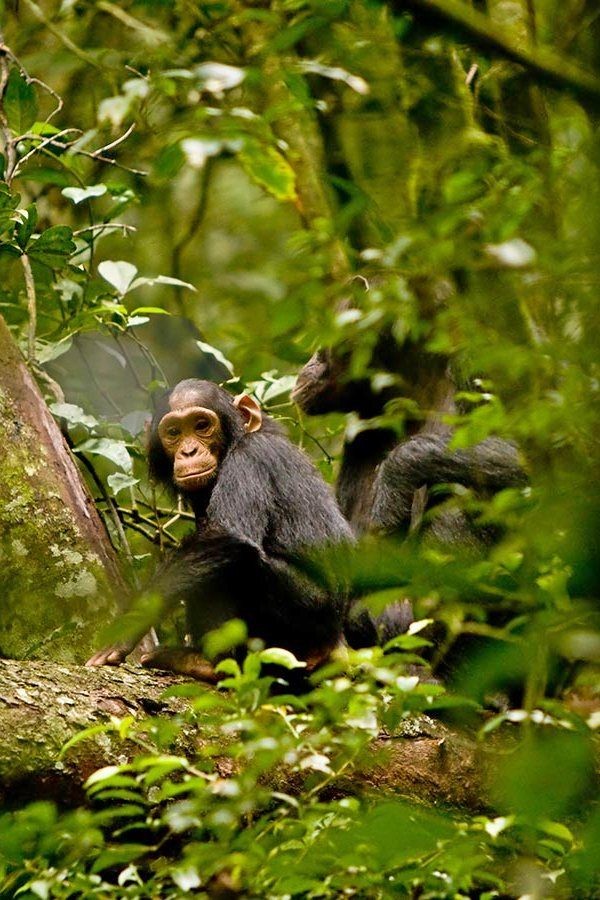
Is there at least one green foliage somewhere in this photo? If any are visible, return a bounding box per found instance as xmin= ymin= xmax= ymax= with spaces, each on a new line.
xmin=0 ymin=0 xmax=599 ymax=896
xmin=0 ymin=648 xmax=597 ymax=897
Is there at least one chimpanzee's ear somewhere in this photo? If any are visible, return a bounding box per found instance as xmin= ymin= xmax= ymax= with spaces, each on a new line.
xmin=234 ymin=394 xmax=262 ymax=433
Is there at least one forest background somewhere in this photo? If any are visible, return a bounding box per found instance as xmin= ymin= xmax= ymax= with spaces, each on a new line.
xmin=0 ymin=0 xmax=599 ymax=897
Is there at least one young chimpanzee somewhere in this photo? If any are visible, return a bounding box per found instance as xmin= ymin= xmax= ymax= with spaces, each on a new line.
xmin=87 ymin=379 xmax=354 ymax=681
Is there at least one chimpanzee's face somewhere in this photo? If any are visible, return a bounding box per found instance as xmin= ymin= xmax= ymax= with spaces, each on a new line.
xmin=158 ymin=404 xmax=225 ymax=492
xmin=154 ymin=380 xmax=263 ymax=494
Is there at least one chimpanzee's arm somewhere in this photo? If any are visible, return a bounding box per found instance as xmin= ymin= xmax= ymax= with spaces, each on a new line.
xmin=371 ymin=435 xmax=526 ymax=534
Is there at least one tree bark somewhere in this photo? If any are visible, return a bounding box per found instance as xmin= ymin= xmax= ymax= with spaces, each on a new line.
xmin=0 ymin=315 xmax=122 ymax=663
xmin=0 ymin=658 xmax=487 ymax=811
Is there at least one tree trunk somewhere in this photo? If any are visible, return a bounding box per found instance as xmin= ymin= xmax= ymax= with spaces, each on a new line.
xmin=0 ymin=315 xmax=122 ymax=663
xmin=0 ymin=658 xmax=487 ymax=811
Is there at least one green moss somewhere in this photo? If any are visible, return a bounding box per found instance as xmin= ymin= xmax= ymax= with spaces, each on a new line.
xmin=0 ymin=389 xmax=116 ymax=663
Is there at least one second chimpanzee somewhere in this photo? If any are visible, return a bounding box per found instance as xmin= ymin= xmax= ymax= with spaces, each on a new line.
xmin=292 ymin=329 xmax=527 ymax=652
xmin=87 ymin=379 xmax=354 ymax=681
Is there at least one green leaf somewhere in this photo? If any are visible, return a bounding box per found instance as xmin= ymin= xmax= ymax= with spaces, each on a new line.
xmin=50 ymin=402 xmax=99 ymax=429
xmin=76 ymin=437 xmax=133 ymax=472
xmin=239 ymin=140 xmax=297 ymax=202
xmin=196 ymin=340 xmax=235 ymax=375
xmin=203 ymin=618 xmax=247 ymax=660
xmin=0 ymin=181 xmax=21 ymax=235
xmin=36 ymin=336 xmax=73 ymax=364
xmin=27 ymin=225 xmax=75 ymax=267
xmin=4 ymin=70 xmax=38 ymax=134
xmin=15 ymin=203 xmax=37 ymax=249
xmin=98 ymin=259 xmax=138 ymax=295
xmin=107 ymin=472 xmax=139 ymax=496
xmin=62 ymin=184 xmax=108 ymax=204
xmin=259 ymin=647 xmax=307 ymax=669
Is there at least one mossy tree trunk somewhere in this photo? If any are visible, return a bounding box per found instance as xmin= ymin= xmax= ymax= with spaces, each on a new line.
xmin=0 ymin=315 xmax=122 ymax=663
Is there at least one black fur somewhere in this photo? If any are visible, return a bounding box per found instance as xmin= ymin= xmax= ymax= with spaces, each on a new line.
xmin=148 ymin=380 xmax=353 ymax=661
xmin=293 ymin=347 xmax=527 ymax=649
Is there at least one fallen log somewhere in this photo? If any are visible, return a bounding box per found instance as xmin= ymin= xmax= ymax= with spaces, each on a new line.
xmin=0 ymin=658 xmax=488 ymax=810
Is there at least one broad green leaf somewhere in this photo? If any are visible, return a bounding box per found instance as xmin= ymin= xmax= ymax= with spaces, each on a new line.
xmin=36 ymin=336 xmax=72 ymax=364
xmin=4 ymin=70 xmax=38 ymax=134
xmin=50 ymin=402 xmax=99 ymax=429
xmin=239 ymin=140 xmax=297 ymax=202
xmin=107 ymin=472 xmax=140 ymax=496
xmin=98 ymin=259 xmax=138 ymax=295
xmin=27 ymin=225 xmax=75 ymax=267
xmin=196 ymin=340 xmax=234 ymax=375
xmin=76 ymin=437 xmax=133 ymax=472
xmin=62 ymin=184 xmax=107 ymax=204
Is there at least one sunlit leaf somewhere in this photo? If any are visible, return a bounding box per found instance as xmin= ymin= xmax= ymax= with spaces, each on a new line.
xmin=76 ymin=437 xmax=133 ymax=472
xmin=62 ymin=184 xmax=107 ymax=204
xmin=239 ymin=140 xmax=297 ymax=202
xmin=50 ymin=402 xmax=99 ymax=429
xmin=195 ymin=62 xmax=245 ymax=93
xmin=98 ymin=259 xmax=138 ymax=295
xmin=107 ymin=472 xmax=139 ymax=496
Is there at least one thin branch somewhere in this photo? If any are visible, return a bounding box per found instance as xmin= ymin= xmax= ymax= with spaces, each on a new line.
xmin=13 ymin=128 xmax=80 ymax=178
xmin=33 ymin=365 xmax=66 ymax=403
xmin=73 ymin=223 xmax=137 ymax=237
xmin=89 ymin=122 xmax=135 ymax=157
xmin=20 ymin=254 xmax=37 ymax=363
xmin=28 ymin=76 xmax=63 ymax=123
xmin=395 ymin=0 xmax=600 ymax=106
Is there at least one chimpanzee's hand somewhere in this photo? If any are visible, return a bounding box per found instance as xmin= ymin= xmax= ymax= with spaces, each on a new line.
xmin=85 ymin=641 xmax=136 ymax=667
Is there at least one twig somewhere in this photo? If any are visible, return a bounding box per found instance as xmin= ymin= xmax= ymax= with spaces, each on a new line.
xmin=20 ymin=254 xmax=37 ymax=363
xmin=33 ymin=365 xmax=65 ymax=403
xmin=13 ymin=128 xmax=80 ymax=178
xmin=73 ymin=223 xmax=137 ymax=236
xmin=89 ymin=122 xmax=135 ymax=156
xmin=29 ymin=76 xmax=63 ymax=123
xmin=72 ymin=147 xmax=148 ymax=177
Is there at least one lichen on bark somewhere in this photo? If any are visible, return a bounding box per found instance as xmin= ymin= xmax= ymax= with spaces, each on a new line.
xmin=0 ymin=316 xmax=121 ymax=663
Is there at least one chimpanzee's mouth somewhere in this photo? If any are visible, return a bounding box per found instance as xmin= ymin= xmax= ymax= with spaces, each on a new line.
xmin=178 ymin=468 xmax=215 ymax=480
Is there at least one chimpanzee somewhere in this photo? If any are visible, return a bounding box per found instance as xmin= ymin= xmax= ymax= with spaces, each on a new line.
xmin=87 ymin=379 xmax=354 ymax=682
xmin=292 ymin=337 xmax=527 ymax=653
xmin=292 ymin=345 xmax=525 ymax=540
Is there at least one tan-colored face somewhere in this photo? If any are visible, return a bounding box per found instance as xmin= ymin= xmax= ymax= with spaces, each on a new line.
xmin=158 ymin=406 xmax=224 ymax=492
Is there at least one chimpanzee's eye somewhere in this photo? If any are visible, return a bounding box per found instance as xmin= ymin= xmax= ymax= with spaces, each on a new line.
xmin=195 ymin=418 xmax=210 ymax=433
xmin=167 ymin=426 xmax=180 ymax=438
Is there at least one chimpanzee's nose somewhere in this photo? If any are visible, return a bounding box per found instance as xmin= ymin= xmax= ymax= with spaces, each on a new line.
xmin=181 ymin=444 xmax=197 ymax=457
